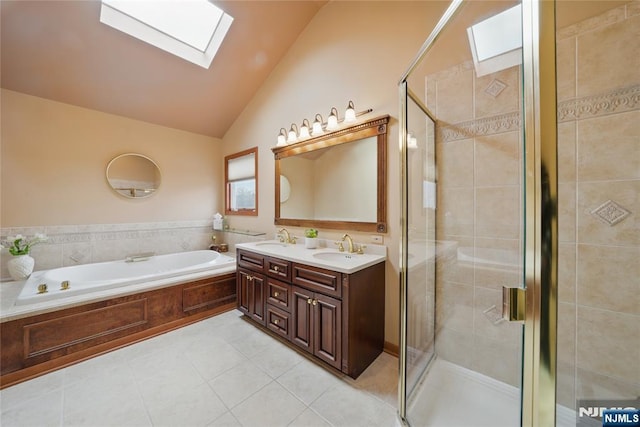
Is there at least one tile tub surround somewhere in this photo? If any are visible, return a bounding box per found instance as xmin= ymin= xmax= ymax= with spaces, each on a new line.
xmin=0 ymin=310 xmax=400 ymax=427
xmin=427 ymin=0 xmax=639 ymax=410
xmin=0 ymin=220 xmax=220 ymax=282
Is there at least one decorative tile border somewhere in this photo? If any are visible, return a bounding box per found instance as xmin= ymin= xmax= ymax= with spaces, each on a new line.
xmin=438 ymin=112 xmax=520 ymax=143
xmin=558 ymin=84 xmax=640 ymax=122
xmin=439 ymin=84 xmax=639 ymax=143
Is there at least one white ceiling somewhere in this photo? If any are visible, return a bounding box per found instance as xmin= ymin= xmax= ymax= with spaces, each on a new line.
xmin=1 ymin=0 xmax=326 ymax=138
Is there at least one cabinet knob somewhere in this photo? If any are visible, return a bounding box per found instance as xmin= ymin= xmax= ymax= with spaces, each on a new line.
xmin=307 ymin=298 xmax=312 ymax=305
xmin=274 ymin=319 xmax=279 ymax=325
xmin=274 ymin=291 xmax=279 ymax=297
xmin=273 ymin=266 xmax=279 ymax=272
xmin=312 ymin=299 xmax=317 ymax=306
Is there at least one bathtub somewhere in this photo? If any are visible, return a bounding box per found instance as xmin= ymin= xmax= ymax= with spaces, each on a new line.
xmin=15 ymin=250 xmax=235 ymax=306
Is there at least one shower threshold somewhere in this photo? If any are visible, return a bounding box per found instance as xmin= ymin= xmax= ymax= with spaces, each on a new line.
xmin=406 ymin=358 xmax=575 ymax=426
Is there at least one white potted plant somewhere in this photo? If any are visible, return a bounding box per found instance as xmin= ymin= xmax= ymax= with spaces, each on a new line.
xmin=2 ymin=233 xmax=47 ymax=281
xmin=304 ymin=228 xmax=318 ymax=249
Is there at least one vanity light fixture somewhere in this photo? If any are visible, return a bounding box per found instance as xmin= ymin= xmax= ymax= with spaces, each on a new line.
xmin=344 ymin=100 xmax=356 ymax=122
xmin=275 ymin=102 xmax=373 ymax=147
xmin=326 ymin=107 xmax=339 ymax=130
xmin=287 ymin=123 xmax=299 ymax=143
xmin=276 ymin=128 xmax=288 ymax=147
xmin=312 ymin=114 xmax=324 ymax=136
xmin=299 ymin=119 xmax=311 ymax=139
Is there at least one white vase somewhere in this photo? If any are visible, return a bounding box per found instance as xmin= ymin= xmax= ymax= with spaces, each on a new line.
xmin=305 ymin=237 xmax=318 ymax=249
xmin=7 ymin=254 xmax=35 ymax=281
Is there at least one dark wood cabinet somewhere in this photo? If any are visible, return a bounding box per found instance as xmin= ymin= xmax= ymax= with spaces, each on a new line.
xmin=291 ymin=285 xmax=342 ymax=369
xmin=236 ymin=248 xmax=384 ymax=378
xmin=237 ymin=269 xmax=265 ymax=326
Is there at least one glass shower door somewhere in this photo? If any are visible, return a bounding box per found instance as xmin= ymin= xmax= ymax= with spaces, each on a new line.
xmin=399 ymin=1 xmax=554 ymax=425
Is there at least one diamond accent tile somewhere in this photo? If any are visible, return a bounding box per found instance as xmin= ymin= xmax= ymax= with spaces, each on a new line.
xmin=590 ymin=199 xmax=631 ymax=226
xmin=485 ymin=79 xmax=507 ymax=98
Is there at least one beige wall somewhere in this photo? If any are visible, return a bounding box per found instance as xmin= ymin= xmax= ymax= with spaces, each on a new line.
xmin=221 ymin=1 xmax=450 ymax=347
xmin=1 ymin=89 xmax=223 ymax=226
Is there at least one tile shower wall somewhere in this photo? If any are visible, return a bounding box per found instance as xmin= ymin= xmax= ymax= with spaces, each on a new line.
xmin=428 ymin=60 xmax=524 ymax=388
xmin=555 ymin=2 xmax=639 ymax=408
xmin=0 ymin=221 xmax=261 ymax=282
xmin=429 ymin=0 xmax=639 ymax=407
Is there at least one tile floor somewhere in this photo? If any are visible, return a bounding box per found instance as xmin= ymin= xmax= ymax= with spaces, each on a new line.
xmin=0 ymin=310 xmax=401 ymax=427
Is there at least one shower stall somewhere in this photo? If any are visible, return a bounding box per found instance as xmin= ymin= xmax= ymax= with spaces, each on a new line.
xmin=398 ymin=1 xmax=639 ymax=426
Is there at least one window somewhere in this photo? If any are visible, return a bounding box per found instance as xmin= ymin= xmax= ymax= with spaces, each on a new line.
xmin=225 ymin=147 xmax=258 ymax=216
xmin=467 ymin=4 xmax=522 ymax=77
xmin=100 ymin=0 xmax=233 ymax=69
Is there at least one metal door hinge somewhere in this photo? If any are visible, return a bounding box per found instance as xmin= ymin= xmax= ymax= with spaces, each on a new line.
xmin=503 ymin=286 xmax=526 ymax=322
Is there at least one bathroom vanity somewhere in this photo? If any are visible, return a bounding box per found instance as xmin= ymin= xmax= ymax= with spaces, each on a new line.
xmin=235 ymin=241 xmax=386 ymax=379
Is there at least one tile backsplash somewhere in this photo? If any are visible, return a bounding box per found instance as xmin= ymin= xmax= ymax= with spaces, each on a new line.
xmin=0 ymin=220 xmax=262 ymax=281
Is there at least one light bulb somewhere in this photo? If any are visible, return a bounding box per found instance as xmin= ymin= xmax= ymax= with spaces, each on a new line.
xmin=276 ymin=128 xmax=287 ymax=146
xmin=326 ymin=107 xmax=338 ymax=130
xmin=299 ymin=119 xmax=310 ymax=139
xmin=312 ymin=114 xmax=324 ymax=135
xmin=344 ymin=101 xmax=356 ymax=122
xmin=287 ymin=124 xmax=298 ymax=143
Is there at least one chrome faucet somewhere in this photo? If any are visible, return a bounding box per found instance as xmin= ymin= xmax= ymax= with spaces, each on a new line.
xmin=278 ymin=228 xmax=296 ymax=244
xmin=341 ymin=234 xmax=356 ymax=253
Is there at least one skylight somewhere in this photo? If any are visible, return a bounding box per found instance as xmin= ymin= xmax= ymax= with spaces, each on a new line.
xmin=100 ymin=0 xmax=233 ymax=69
xmin=467 ymin=5 xmax=522 ymax=77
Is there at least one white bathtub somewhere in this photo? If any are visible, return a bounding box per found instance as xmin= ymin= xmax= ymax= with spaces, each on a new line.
xmin=15 ymin=250 xmax=235 ymax=306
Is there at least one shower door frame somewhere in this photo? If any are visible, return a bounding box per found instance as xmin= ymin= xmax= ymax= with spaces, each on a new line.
xmin=398 ymin=1 xmax=558 ymax=425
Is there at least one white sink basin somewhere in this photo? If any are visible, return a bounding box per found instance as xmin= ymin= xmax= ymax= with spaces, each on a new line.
xmin=254 ymin=242 xmax=288 ymax=248
xmin=312 ymin=252 xmax=360 ymax=262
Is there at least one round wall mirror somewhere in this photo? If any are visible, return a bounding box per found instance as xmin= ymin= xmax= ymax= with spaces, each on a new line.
xmin=106 ymin=153 xmax=161 ymax=199
xmin=280 ymin=175 xmax=291 ymax=203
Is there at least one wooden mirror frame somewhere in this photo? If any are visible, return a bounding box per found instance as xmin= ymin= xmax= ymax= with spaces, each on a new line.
xmin=273 ymin=115 xmax=389 ymax=233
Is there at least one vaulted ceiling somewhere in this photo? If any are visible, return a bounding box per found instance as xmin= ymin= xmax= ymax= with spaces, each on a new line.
xmin=1 ymin=0 xmax=326 ymax=138
xmin=1 ymin=1 xmax=628 ymax=139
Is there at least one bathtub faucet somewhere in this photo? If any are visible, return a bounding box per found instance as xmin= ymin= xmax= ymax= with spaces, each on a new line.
xmin=125 ymin=252 xmax=155 ymax=263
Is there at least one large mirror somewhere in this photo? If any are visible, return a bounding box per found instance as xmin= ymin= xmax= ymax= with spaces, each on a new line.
xmin=273 ymin=115 xmax=389 ymax=232
xmin=106 ymin=153 xmax=161 ymax=198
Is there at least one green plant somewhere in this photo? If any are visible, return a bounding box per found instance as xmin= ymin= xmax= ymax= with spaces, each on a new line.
xmin=1 ymin=234 xmax=48 ymax=256
xmin=304 ymin=228 xmax=318 ymax=238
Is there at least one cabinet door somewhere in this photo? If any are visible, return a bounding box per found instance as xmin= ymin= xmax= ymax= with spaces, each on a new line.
xmin=291 ymin=286 xmax=313 ymax=354
xmin=313 ymin=293 xmax=342 ymax=370
xmin=250 ymin=274 xmax=266 ymax=326
xmin=237 ymin=270 xmax=252 ymax=316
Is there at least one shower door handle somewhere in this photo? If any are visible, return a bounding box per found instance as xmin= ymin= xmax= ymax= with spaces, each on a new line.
xmin=502 ymin=286 xmax=526 ymax=322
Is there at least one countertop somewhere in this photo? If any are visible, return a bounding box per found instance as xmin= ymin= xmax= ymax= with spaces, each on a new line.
xmin=235 ymin=239 xmax=386 ymax=274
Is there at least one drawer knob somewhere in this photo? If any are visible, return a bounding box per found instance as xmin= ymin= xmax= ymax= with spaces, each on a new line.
xmin=274 ymin=291 xmax=279 ymax=297
xmin=273 ymin=266 xmax=279 ymax=272
xmin=274 ymin=319 xmax=279 ymax=325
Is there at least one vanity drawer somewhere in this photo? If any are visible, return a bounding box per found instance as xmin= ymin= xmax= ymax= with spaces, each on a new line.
xmin=292 ymin=263 xmax=342 ymax=299
xmin=267 ymin=278 xmax=291 ymax=312
xmin=266 ymin=257 xmax=291 ymax=281
xmin=266 ymin=305 xmax=291 ymax=341
xmin=237 ymin=250 xmax=264 ymax=273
